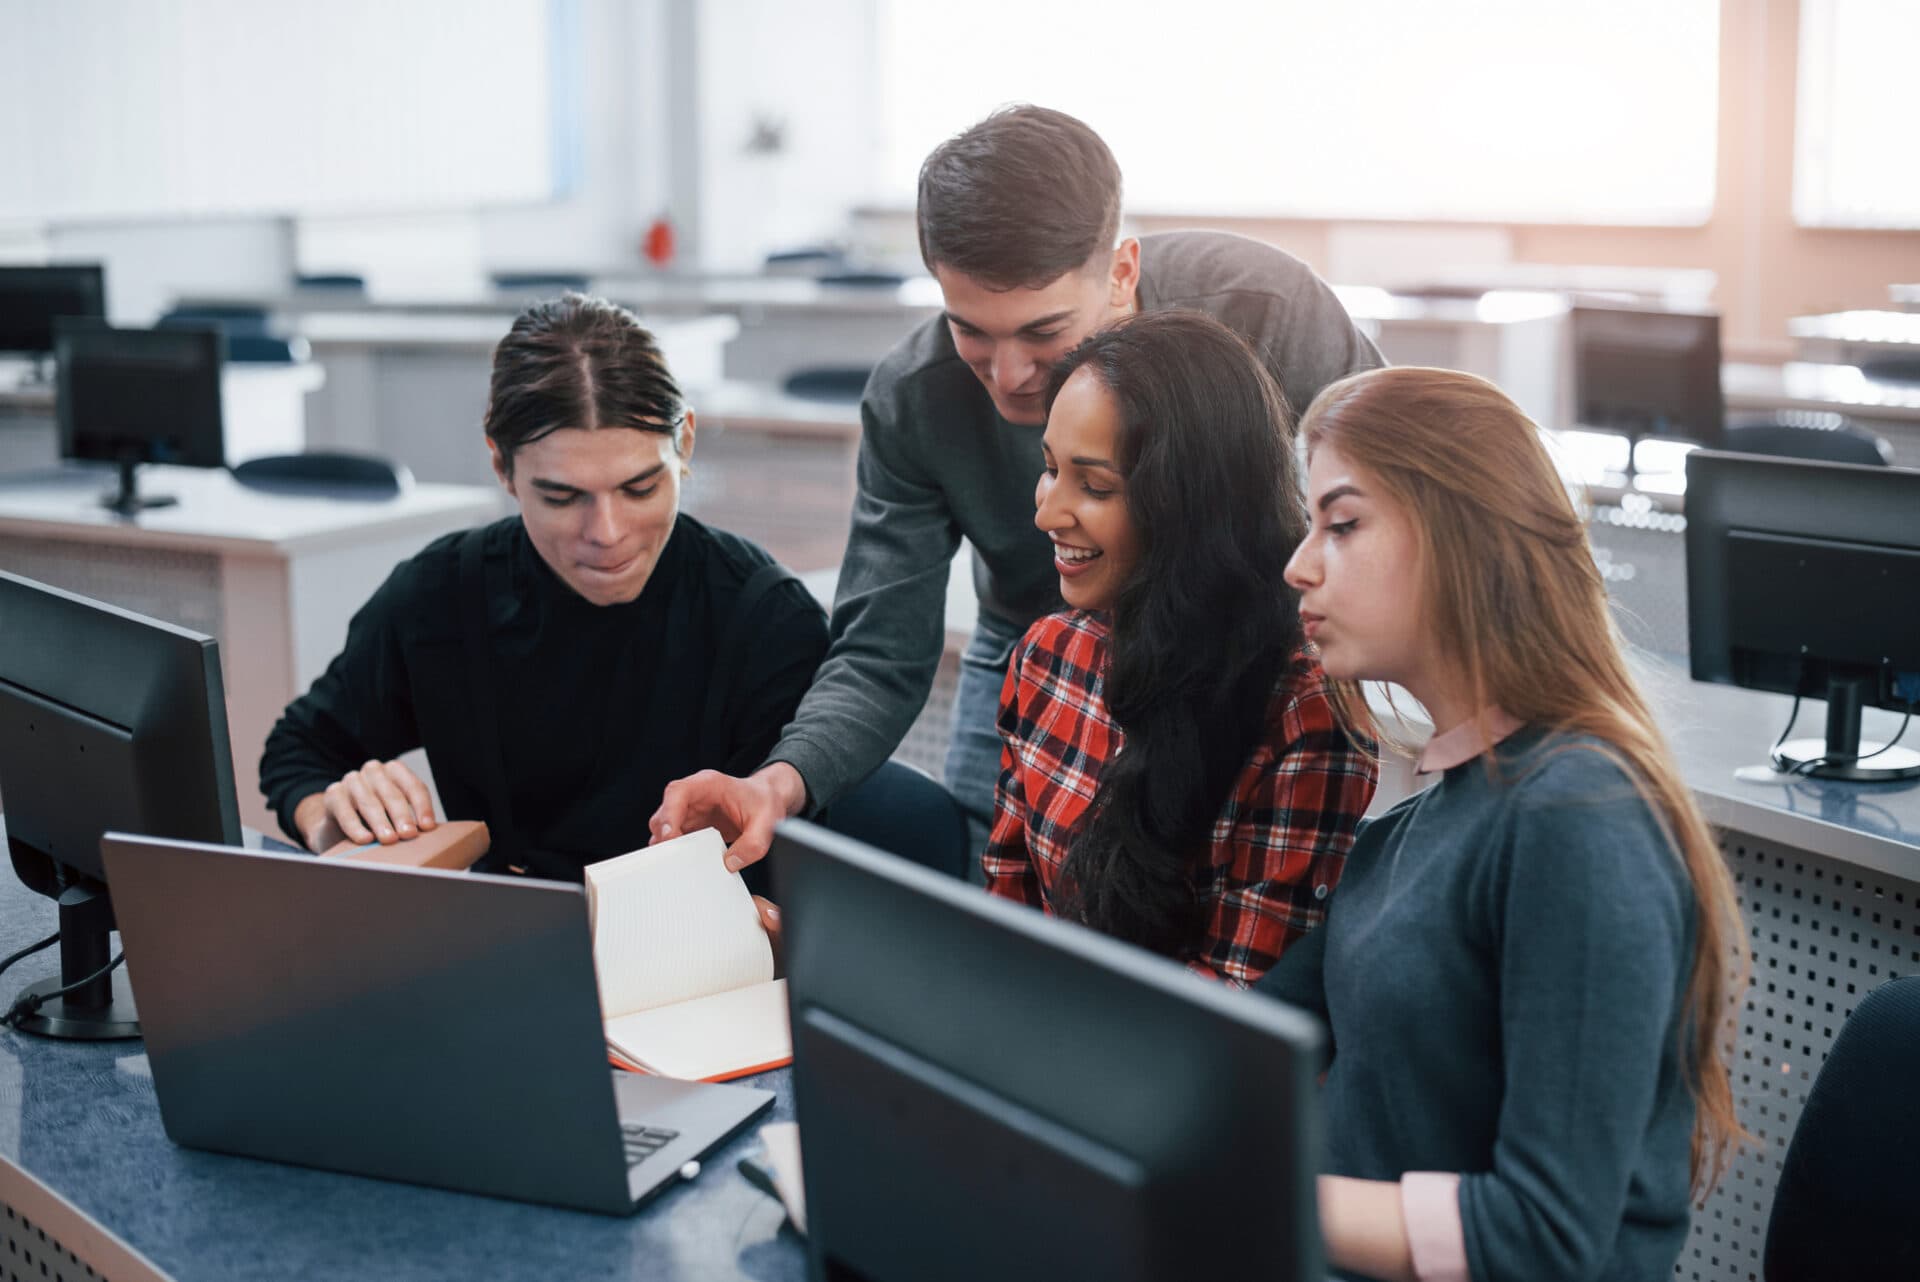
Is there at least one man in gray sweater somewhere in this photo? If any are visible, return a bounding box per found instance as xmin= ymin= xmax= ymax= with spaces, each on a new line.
xmin=652 ymin=105 xmax=1383 ymax=869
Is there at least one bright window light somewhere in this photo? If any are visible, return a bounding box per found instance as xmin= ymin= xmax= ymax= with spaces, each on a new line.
xmin=876 ymin=0 xmax=1718 ymax=224
xmin=1794 ymin=0 xmax=1920 ymax=229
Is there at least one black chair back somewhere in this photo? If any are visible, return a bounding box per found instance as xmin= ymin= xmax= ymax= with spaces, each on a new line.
xmin=1764 ymin=975 xmax=1920 ymax=1280
xmin=1723 ymin=420 xmax=1890 ymax=467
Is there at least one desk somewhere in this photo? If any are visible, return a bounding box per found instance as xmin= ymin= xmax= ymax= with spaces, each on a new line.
xmin=1721 ymin=360 xmax=1920 ymax=464
xmin=1788 ymin=308 xmax=1920 ymax=367
xmin=1332 ymin=287 xmax=1568 ymax=428
xmin=0 ymin=822 xmax=805 ymax=1282
xmin=0 ymin=465 xmax=501 ymax=833
xmin=0 ymin=363 xmax=327 ymax=478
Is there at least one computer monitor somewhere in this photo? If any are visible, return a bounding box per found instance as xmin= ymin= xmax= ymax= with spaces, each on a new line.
xmin=1570 ymin=303 xmax=1724 ymax=475
xmin=1685 ymin=450 xmax=1920 ymax=781
xmin=0 ymin=264 xmax=106 ymax=372
xmin=54 ymin=320 xmax=225 ymax=515
xmin=772 ymin=820 xmax=1325 ymax=1282
xmin=0 ymin=571 xmax=240 ymax=1038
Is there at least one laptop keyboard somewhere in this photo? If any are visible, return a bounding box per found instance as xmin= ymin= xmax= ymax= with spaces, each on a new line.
xmin=621 ymin=1121 xmax=680 ymax=1168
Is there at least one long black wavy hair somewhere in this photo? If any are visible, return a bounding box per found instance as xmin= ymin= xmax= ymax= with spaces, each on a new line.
xmin=1043 ymin=309 xmax=1308 ymax=956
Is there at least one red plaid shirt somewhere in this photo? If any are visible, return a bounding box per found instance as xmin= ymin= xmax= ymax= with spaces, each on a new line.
xmin=982 ymin=611 xmax=1376 ymax=986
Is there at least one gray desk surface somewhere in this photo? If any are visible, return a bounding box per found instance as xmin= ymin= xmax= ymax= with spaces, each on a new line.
xmin=1654 ymin=671 xmax=1920 ymax=882
xmin=1722 ymin=360 xmax=1920 ymax=424
xmin=189 ymin=278 xmax=1576 ymax=331
xmin=1790 ymin=308 xmax=1920 ymax=362
xmin=0 ymin=463 xmax=501 ymax=558
xmin=0 ymin=818 xmax=807 ymax=1282
xmin=185 ymin=275 xmax=948 ymax=324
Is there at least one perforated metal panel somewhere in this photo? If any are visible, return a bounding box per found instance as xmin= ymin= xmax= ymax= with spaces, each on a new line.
xmin=1 ymin=1202 xmax=106 ymax=1282
xmin=1588 ymin=503 xmax=1690 ymax=657
xmin=0 ymin=535 xmax=223 ymax=639
xmin=892 ymin=649 xmax=961 ymax=780
xmin=1677 ymin=834 xmax=1917 ymax=1281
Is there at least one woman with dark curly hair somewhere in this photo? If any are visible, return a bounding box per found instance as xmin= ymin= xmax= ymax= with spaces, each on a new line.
xmin=981 ymin=309 xmax=1377 ymax=984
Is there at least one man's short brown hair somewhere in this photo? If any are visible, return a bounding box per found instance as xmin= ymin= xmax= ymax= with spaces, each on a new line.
xmin=916 ymin=105 xmax=1123 ymax=291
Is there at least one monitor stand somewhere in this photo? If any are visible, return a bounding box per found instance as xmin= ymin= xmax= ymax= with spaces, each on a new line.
xmin=11 ymin=876 xmax=140 ymax=1040
xmin=1772 ymin=674 xmax=1920 ymax=783
xmin=101 ymin=453 xmax=178 ymax=516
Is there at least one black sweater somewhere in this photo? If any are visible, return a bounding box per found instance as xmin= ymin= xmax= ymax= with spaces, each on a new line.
xmin=260 ymin=514 xmax=828 ymax=879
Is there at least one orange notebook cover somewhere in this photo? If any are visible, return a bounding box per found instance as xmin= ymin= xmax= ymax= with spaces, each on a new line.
xmin=321 ymin=819 xmax=490 ymax=871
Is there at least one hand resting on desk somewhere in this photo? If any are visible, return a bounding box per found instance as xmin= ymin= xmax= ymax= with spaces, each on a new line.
xmin=292 ymin=757 xmax=439 ymax=853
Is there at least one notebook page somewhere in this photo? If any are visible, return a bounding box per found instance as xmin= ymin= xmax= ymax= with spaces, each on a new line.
xmin=584 ymin=828 xmax=773 ymax=1019
xmin=603 ymin=978 xmax=791 ymax=1081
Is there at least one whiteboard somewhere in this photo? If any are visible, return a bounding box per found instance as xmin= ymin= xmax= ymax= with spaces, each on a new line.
xmin=0 ymin=0 xmax=564 ymax=223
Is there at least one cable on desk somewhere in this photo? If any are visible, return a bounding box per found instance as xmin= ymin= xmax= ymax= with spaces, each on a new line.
xmin=0 ymin=931 xmax=59 ymax=985
xmin=0 ymin=948 xmax=125 ymax=1030
xmin=1778 ymin=703 xmax=1915 ymax=777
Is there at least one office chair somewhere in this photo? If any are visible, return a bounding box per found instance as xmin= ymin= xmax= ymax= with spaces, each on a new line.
xmin=782 ymin=366 xmax=874 ymax=403
xmin=1762 ymin=975 xmax=1920 ymax=1280
xmin=489 ymin=272 xmax=592 ymax=293
xmin=818 ymin=759 xmax=972 ymax=882
xmin=1723 ymin=418 xmax=1891 ymax=467
xmin=764 ymin=246 xmax=847 ymax=273
xmin=295 ymin=273 xmax=367 ymax=292
xmin=158 ymin=305 xmax=305 ymax=363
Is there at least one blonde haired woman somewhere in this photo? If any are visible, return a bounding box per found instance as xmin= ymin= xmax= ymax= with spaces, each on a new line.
xmin=1259 ymin=366 xmax=1746 ymax=1282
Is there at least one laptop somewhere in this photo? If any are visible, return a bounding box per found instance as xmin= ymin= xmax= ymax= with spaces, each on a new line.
xmin=99 ymin=832 xmax=774 ymax=1215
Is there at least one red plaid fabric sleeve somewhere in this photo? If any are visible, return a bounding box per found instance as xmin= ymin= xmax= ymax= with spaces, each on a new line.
xmin=980 ymin=657 xmax=1045 ymax=906
xmin=980 ymin=613 xmax=1375 ymax=986
xmin=1187 ymin=654 xmax=1377 ymax=986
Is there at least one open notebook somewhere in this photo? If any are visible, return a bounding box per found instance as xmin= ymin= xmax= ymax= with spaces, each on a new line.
xmin=584 ymin=828 xmax=790 ymax=1082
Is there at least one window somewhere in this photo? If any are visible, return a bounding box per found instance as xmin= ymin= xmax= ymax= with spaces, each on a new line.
xmin=876 ymin=0 xmax=1719 ymax=224
xmin=0 ymin=0 xmax=568 ymax=222
xmin=1795 ymin=0 xmax=1920 ymax=229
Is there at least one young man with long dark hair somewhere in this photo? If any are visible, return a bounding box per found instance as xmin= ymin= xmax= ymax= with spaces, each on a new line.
xmin=981 ymin=310 xmax=1376 ymax=983
xmin=259 ymin=294 xmax=827 ymax=886
xmin=653 ymin=105 xmax=1382 ymax=870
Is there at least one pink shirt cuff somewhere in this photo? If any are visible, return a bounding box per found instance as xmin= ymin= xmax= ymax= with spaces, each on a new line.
xmin=1400 ymin=1171 xmax=1469 ymax=1282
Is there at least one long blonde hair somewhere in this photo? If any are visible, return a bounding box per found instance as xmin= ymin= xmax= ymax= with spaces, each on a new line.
xmin=1300 ymin=365 xmax=1748 ymax=1192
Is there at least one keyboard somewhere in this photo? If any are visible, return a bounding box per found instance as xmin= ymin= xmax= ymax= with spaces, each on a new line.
xmin=620 ymin=1121 xmax=680 ymax=1168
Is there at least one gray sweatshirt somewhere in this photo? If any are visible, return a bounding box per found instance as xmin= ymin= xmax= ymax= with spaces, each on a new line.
xmin=766 ymin=230 xmax=1385 ymax=807
xmin=1258 ymin=729 xmax=1700 ymax=1282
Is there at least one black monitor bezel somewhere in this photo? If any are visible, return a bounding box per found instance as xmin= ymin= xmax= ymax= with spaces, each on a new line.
xmin=0 ymin=263 xmax=107 ymax=358
xmin=1684 ymin=450 xmax=1920 ymax=712
xmin=773 ymin=818 xmax=1325 ymax=1282
xmin=54 ymin=320 xmax=226 ymax=471
xmin=0 ymin=570 xmax=240 ymax=886
xmin=1570 ymin=302 xmax=1725 ymax=448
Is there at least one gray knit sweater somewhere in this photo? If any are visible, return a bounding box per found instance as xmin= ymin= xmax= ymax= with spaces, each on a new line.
xmin=766 ymin=230 xmax=1383 ymax=808
xmin=1258 ymin=729 xmax=1699 ymax=1282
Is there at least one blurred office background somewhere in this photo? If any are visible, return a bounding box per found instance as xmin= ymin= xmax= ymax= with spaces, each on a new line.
xmin=4 ymin=12 xmax=1920 ymax=1279
xmin=2 ymin=0 xmax=1916 ymax=349
xmin=5 ymin=0 xmax=1920 ymax=823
